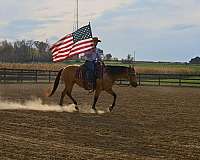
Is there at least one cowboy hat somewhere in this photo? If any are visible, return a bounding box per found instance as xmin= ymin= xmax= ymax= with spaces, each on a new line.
xmin=93 ymin=37 xmax=101 ymax=42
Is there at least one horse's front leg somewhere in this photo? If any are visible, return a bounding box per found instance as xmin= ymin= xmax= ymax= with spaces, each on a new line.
xmin=105 ymin=89 xmax=117 ymax=112
xmin=92 ymin=89 xmax=101 ymax=111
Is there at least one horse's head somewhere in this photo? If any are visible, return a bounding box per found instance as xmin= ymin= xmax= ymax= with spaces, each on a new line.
xmin=127 ymin=65 xmax=137 ymax=87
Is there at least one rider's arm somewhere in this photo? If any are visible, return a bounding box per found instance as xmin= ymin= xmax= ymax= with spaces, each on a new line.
xmin=96 ymin=48 xmax=103 ymax=61
xmin=96 ymin=48 xmax=106 ymax=67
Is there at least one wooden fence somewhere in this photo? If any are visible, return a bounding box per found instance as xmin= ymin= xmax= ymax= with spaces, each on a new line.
xmin=0 ymin=68 xmax=200 ymax=87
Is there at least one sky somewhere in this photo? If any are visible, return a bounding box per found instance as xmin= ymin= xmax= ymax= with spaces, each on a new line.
xmin=0 ymin=0 xmax=200 ymax=62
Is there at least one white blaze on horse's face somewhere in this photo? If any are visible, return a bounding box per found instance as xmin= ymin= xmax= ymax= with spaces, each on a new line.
xmin=128 ymin=66 xmax=137 ymax=87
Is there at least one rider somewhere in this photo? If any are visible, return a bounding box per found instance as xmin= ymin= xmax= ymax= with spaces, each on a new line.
xmin=83 ymin=37 xmax=103 ymax=90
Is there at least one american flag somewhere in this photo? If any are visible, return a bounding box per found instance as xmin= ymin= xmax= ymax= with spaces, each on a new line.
xmin=50 ymin=24 xmax=94 ymax=62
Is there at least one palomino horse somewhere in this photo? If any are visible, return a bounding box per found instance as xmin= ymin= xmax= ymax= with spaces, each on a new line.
xmin=48 ymin=65 xmax=137 ymax=112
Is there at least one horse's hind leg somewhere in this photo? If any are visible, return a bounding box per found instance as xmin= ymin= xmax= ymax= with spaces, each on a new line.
xmin=66 ymin=90 xmax=79 ymax=111
xmin=65 ymin=84 xmax=79 ymax=111
xmin=106 ymin=89 xmax=117 ymax=112
xmin=59 ymin=87 xmax=67 ymax=106
xmin=67 ymin=91 xmax=77 ymax=105
xmin=60 ymin=86 xmax=78 ymax=110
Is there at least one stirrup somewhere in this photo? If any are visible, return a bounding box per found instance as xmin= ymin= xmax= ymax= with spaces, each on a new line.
xmin=88 ymin=85 xmax=95 ymax=94
xmin=88 ymin=89 xmax=95 ymax=94
xmin=89 ymin=86 xmax=96 ymax=93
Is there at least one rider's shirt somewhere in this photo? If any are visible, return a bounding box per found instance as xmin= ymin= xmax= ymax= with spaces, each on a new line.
xmin=84 ymin=48 xmax=103 ymax=61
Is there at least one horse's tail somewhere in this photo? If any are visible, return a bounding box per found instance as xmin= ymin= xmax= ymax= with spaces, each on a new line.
xmin=48 ymin=68 xmax=63 ymax=97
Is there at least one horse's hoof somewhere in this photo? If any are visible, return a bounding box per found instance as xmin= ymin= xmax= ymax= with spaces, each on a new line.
xmin=75 ymin=106 xmax=79 ymax=111
xmin=109 ymin=106 xmax=113 ymax=112
xmin=92 ymin=108 xmax=97 ymax=113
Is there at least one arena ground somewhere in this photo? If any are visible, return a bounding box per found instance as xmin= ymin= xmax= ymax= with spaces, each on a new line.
xmin=0 ymin=84 xmax=200 ymax=159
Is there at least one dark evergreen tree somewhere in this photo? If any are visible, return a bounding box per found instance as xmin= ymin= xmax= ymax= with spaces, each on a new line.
xmin=189 ymin=57 xmax=200 ymax=64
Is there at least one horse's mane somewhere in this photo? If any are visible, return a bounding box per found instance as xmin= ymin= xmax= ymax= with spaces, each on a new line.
xmin=105 ymin=65 xmax=128 ymax=75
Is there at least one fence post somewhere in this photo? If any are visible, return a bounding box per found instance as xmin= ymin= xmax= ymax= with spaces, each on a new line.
xmin=119 ymin=79 xmax=122 ymax=85
xmin=35 ymin=70 xmax=38 ymax=83
xmin=138 ymin=73 xmax=141 ymax=86
xmin=158 ymin=74 xmax=161 ymax=86
xmin=21 ymin=69 xmax=23 ymax=83
xmin=3 ymin=68 xmax=6 ymax=83
xmin=49 ymin=71 xmax=51 ymax=83
xmin=179 ymin=75 xmax=181 ymax=86
xmin=17 ymin=70 xmax=19 ymax=83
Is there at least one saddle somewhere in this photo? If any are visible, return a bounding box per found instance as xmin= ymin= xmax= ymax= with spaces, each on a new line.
xmin=76 ymin=61 xmax=104 ymax=90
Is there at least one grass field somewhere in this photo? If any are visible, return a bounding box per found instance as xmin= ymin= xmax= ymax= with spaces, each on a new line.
xmin=134 ymin=62 xmax=200 ymax=74
xmin=0 ymin=61 xmax=200 ymax=74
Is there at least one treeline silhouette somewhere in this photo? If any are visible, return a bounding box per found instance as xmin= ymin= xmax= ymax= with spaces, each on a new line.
xmin=189 ymin=56 xmax=200 ymax=64
xmin=0 ymin=40 xmax=52 ymax=63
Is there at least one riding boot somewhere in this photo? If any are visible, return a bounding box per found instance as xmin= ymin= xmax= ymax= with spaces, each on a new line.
xmin=84 ymin=80 xmax=89 ymax=90
xmin=88 ymin=80 xmax=96 ymax=93
xmin=88 ymin=82 xmax=94 ymax=93
xmin=93 ymin=80 xmax=96 ymax=90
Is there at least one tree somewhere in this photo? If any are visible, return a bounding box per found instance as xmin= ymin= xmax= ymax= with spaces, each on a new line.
xmin=34 ymin=41 xmax=51 ymax=62
xmin=0 ymin=39 xmax=51 ymax=63
xmin=127 ymin=54 xmax=134 ymax=62
xmin=189 ymin=56 xmax=200 ymax=64
xmin=13 ymin=40 xmax=32 ymax=62
xmin=26 ymin=40 xmax=35 ymax=62
xmin=113 ymin=57 xmax=118 ymax=61
xmin=121 ymin=54 xmax=134 ymax=64
xmin=0 ymin=40 xmax=14 ymax=62
xmin=104 ymin=53 xmax=112 ymax=60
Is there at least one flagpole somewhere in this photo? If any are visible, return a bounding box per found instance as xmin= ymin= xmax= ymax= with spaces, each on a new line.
xmin=76 ymin=0 xmax=79 ymax=30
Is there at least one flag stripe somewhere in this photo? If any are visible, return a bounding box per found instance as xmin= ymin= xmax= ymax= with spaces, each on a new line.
xmin=51 ymin=37 xmax=74 ymax=56
xmin=50 ymin=34 xmax=73 ymax=50
xmin=53 ymin=44 xmax=93 ymax=60
xmin=51 ymin=37 xmax=73 ymax=52
xmin=53 ymin=45 xmax=72 ymax=56
xmin=52 ymin=50 xmax=70 ymax=59
xmin=52 ymin=43 xmax=93 ymax=62
xmin=72 ymin=38 xmax=93 ymax=48
xmin=52 ymin=41 xmax=74 ymax=56
xmin=70 ymin=46 xmax=94 ymax=56
xmin=70 ymin=43 xmax=94 ymax=53
xmin=53 ymin=38 xmax=94 ymax=56
xmin=50 ymin=24 xmax=94 ymax=62
xmin=53 ymin=56 xmax=68 ymax=62
xmin=53 ymin=46 xmax=93 ymax=62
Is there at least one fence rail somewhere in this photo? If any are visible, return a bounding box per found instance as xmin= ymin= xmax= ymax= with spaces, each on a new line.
xmin=0 ymin=68 xmax=58 ymax=83
xmin=0 ymin=68 xmax=200 ymax=87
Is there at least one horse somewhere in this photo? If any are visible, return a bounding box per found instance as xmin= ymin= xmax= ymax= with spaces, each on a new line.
xmin=48 ymin=65 xmax=137 ymax=112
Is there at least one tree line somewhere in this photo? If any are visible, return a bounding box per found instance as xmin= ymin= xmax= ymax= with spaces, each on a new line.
xmin=2 ymin=39 xmax=197 ymax=64
xmin=0 ymin=39 xmax=135 ymax=64
xmin=189 ymin=56 xmax=200 ymax=64
xmin=0 ymin=40 xmax=52 ymax=63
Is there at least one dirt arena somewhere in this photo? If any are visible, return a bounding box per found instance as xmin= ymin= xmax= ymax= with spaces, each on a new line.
xmin=0 ymin=83 xmax=200 ymax=160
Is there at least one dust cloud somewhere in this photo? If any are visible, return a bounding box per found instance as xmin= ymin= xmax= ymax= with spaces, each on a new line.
xmin=0 ymin=98 xmax=106 ymax=114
